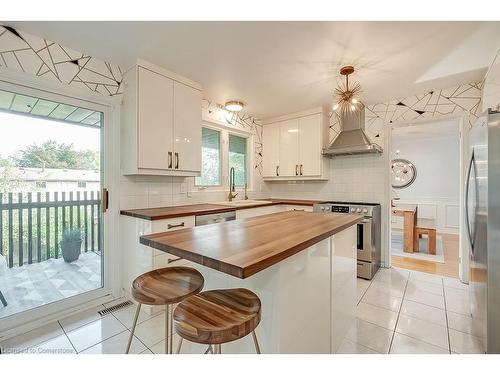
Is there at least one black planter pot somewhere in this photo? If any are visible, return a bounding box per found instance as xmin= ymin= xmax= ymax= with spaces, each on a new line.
xmin=61 ymin=239 xmax=82 ymax=263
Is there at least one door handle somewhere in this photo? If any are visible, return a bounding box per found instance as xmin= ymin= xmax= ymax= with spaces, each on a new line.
xmin=276 ymin=166 xmax=279 ymax=176
xmin=300 ymin=164 xmax=303 ymax=175
xmin=167 ymin=222 xmax=185 ymax=229
xmin=167 ymin=257 xmax=183 ymax=264
xmin=295 ymin=164 xmax=298 ymax=176
xmin=101 ymin=188 xmax=109 ymax=213
xmin=465 ymin=150 xmax=475 ymax=251
xmin=168 ymin=151 xmax=173 ymax=169
xmin=175 ymin=152 xmax=179 ymax=169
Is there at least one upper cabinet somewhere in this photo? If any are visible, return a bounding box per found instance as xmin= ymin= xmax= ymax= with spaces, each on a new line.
xmin=262 ymin=108 xmax=328 ymax=180
xmin=121 ymin=60 xmax=202 ymax=176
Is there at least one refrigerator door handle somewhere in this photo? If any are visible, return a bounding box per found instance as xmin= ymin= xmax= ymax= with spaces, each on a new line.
xmin=465 ymin=149 xmax=475 ymax=251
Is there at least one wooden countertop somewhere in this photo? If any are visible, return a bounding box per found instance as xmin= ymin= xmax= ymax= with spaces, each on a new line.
xmin=120 ymin=203 xmax=236 ymax=221
xmin=140 ymin=211 xmax=362 ymax=278
xmin=120 ymin=198 xmax=320 ymax=221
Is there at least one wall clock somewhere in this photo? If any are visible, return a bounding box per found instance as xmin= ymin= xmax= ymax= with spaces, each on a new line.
xmin=391 ymin=158 xmax=417 ymax=189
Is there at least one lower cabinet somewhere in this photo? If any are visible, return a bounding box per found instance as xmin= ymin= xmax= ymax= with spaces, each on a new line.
xmin=282 ymin=204 xmax=313 ymax=212
xmin=121 ymin=215 xmax=195 ymax=314
xmin=235 ymin=205 xmax=284 ymax=219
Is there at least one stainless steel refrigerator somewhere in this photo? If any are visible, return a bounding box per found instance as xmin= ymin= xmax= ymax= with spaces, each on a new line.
xmin=466 ymin=109 xmax=500 ymax=353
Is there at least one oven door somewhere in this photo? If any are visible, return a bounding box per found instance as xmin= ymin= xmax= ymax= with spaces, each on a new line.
xmin=357 ymin=218 xmax=373 ymax=262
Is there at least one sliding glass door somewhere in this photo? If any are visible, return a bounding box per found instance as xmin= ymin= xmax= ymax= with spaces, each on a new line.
xmin=0 ymin=83 xmax=109 ymax=330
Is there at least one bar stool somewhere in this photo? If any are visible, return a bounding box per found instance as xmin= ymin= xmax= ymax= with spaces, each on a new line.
xmin=126 ymin=266 xmax=204 ymax=354
xmin=173 ymin=288 xmax=262 ymax=354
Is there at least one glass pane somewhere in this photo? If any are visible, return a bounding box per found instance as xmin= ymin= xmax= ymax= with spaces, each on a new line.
xmin=229 ymin=134 xmax=247 ymax=186
xmin=0 ymin=93 xmax=104 ymax=319
xmin=195 ymin=127 xmax=221 ymax=186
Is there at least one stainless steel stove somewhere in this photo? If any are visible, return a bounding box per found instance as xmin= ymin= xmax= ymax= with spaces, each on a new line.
xmin=313 ymin=201 xmax=381 ymax=279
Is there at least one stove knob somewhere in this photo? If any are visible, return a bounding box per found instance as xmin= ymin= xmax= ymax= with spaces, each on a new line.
xmin=363 ymin=208 xmax=368 ymax=214
xmin=321 ymin=207 xmax=326 ymax=212
xmin=351 ymin=208 xmax=356 ymax=213
xmin=357 ymin=208 xmax=362 ymax=213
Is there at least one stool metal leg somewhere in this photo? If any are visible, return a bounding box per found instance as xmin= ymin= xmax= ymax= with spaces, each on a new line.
xmin=165 ymin=304 xmax=171 ymax=354
xmin=176 ymin=337 xmax=183 ymax=354
xmin=169 ymin=304 xmax=174 ymax=354
xmin=126 ymin=302 xmax=142 ymax=354
xmin=252 ymin=331 xmax=261 ymax=354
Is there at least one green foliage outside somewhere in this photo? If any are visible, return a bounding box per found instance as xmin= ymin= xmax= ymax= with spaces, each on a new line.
xmin=10 ymin=140 xmax=99 ymax=170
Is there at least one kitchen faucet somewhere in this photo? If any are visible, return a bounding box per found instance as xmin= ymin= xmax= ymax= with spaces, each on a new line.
xmin=228 ymin=167 xmax=238 ymax=201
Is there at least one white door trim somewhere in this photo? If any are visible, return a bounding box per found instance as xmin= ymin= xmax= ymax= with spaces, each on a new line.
xmin=0 ymin=71 xmax=121 ymax=339
xmin=386 ymin=113 xmax=468 ymax=282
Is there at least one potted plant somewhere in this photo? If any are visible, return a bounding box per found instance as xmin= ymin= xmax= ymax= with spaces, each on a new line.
xmin=61 ymin=229 xmax=82 ymax=263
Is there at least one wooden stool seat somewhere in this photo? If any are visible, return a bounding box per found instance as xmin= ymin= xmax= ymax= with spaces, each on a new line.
xmin=173 ymin=288 xmax=261 ymax=345
xmin=132 ymin=266 xmax=204 ymax=305
xmin=127 ymin=266 xmax=204 ymax=354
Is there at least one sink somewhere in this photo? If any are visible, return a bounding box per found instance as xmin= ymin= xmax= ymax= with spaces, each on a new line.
xmin=214 ymin=200 xmax=274 ymax=207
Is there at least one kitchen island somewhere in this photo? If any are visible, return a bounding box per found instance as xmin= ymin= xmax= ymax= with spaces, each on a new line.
xmin=139 ymin=210 xmax=362 ymax=354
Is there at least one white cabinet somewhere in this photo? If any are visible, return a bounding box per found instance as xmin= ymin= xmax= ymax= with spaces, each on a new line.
xmin=298 ymin=114 xmax=322 ymax=176
xmin=235 ymin=205 xmax=283 ymax=219
xmin=121 ymin=59 xmax=202 ymax=176
xmin=173 ymin=81 xmax=202 ymax=172
xmin=137 ymin=67 xmax=173 ymax=170
xmin=283 ymin=205 xmax=314 ymax=212
xmin=279 ymin=119 xmax=300 ymax=177
xmin=121 ymin=215 xmax=195 ymax=314
xmin=262 ymin=108 xmax=328 ymax=180
xmin=262 ymin=123 xmax=281 ymax=177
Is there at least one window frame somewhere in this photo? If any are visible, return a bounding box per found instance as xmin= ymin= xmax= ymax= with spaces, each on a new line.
xmin=194 ymin=120 xmax=253 ymax=192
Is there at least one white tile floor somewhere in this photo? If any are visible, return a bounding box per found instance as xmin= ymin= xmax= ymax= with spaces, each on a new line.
xmin=347 ymin=267 xmax=485 ymax=354
xmin=0 ymin=267 xmax=485 ymax=354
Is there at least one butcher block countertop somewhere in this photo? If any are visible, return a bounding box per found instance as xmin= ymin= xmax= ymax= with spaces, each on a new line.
xmin=139 ymin=211 xmax=362 ymax=278
xmin=120 ymin=198 xmax=319 ymax=221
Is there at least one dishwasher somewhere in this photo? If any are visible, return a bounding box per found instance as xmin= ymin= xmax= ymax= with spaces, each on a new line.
xmin=195 ymin=211 xmax=236 ymax=226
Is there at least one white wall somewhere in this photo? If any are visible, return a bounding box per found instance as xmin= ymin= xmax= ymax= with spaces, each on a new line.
xmin=482 ymin=48 xmax=500 ymax=112
xmin=391 ymin=128 xmax=460 ymax=234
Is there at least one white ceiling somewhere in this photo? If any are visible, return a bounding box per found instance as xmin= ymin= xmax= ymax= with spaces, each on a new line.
xmin=7 ymin=21 xmax=500 ymax=119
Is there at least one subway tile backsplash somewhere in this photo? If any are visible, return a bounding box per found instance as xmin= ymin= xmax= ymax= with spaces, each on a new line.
xmin=267 ymin=155 xmax=387 ymax=204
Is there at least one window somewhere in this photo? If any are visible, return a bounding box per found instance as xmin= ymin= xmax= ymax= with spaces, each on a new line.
xmin=195 ymin=127 xmax=221 ymax=186
xmin=196 ymin=125 xmax=250 ymax=189
xmin=35 ymin=181 xmax=47 ymax=189
xmin=229 ymin=134 xmax=247 ymax=186
xmin=77 ymin=181 xmax=87 ymax=188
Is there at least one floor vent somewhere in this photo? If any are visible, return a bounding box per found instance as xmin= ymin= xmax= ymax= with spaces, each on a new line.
xmin=98 ymin=300 xmax=133 ymax=316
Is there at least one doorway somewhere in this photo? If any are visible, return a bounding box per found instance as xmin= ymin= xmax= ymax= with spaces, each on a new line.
xmin=0 ymin=82 xmax=112 ymax=335
xmin=388 ymin=117 xmax=464 ymax=279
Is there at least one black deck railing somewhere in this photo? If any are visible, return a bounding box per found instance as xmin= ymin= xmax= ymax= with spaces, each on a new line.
xmin=0 ymin=191 xmax=101 ymax=268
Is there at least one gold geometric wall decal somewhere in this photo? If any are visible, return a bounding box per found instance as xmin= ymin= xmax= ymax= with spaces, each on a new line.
xmin=328 ymin=81 xmax=483 ymax=144
xmin=0 ymin=25 xmax=123 ymax=96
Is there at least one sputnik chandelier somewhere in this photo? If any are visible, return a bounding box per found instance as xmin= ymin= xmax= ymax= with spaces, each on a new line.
xmin=332 ymin=65 xmax=362 ymax=115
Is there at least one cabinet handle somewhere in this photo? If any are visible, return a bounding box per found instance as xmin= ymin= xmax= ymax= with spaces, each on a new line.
xmin=295 ymin=164 xmax=298 ymax=176
xmin=167 ymin=257 xmax=183 ymax=264
xmin=292 ymin=209 xmax=305 ymax=211
xmin=167 ymin=222 xmax=185 ymax=229
xmin=168 ymin=151 xmax=173 ymax=169
xmin=276 ymin=166 xmax=280 ymax=176
xmin=175 ymin=152 xmax=179 ymax=169
xmin=300 ymin=164 xmax=303 ymax=175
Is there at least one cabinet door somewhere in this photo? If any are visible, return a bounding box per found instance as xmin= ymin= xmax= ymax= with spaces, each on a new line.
xmin=299 ymin=113 xmax=322 ymax=176
xmin=173 ymin=81 xmax=202 ymax=172
xmin=279 ymin=119 xmax=300 ymax=177
xmin=137 ymin=67 xmax=174 ymax=169
xmin=262 ymin=123 xmax=281 ymax=177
